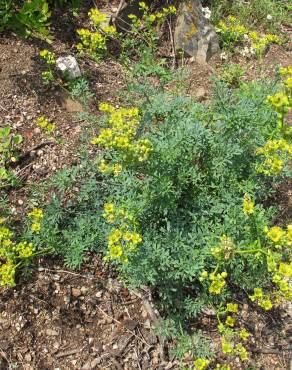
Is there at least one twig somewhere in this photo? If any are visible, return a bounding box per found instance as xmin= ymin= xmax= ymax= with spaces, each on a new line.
xmin=39 ymin=267 xmax=101 ymax=281
xmin=10 ymin=141 xmax=55 ymax=168
xmin=134 ymin=348 xmax=142 ymax=370
xmin=167 ymin=18 xmax=176 ymax=70
xmin=0 ymin=347 xmax=12 ymax=370
xmin=55 ymin=348 xmax=82 ymax=358
xmin=132 ymin=289 xmax=166 ymax=361
xmin=116 ymin=0 xmax=126 ymax=18
xmin=0 ymin=104 xmax=8 ymax=112
xmin=251 ymin=347 xmax=291 ymax=354
xmin=98 ymin=307 xmax=151 ymax=347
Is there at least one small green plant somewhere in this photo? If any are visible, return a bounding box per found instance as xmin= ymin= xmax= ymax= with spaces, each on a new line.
xmin=39 ymin=49 xmax=56 ymax=85
xmin=66 ymin=77 xmax=94 ymax=106
xmin=219 ymin=63 xmax=244 ymax=87
xmin=256 ymin=66 xmax=292 ymax=175
xmin=0 ymin=210 xmax=50 ymax=286
xmin=27 ymin=59 xmax=291 ymax=367
xmin=121 ymin=2 xmax=176 ymax=57
xmin=210 ymin=0 xmax=291 ymax=33
xmin=0 ymin=126 xmax=22 ymax=188
xmin=35 ymin=116 xmax=56 ymax=135
xmin=216 ymin=15 xmax=280 ymax=58
xmin=0 ymin=0 xmax=52 ymax=41
xmin=76 ymin=8 xmax=117 ymax=62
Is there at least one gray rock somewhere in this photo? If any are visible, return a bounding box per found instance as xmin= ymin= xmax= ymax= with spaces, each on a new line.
xmin=174 ymin=0 xmax=219 ymax=63
xmin=114 ymin=0 xmax=153 ymax=32
xmin=56 ymin=56 xmax=81 ymax=80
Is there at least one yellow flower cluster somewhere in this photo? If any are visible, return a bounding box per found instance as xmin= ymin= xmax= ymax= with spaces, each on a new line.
xmin=252 ymin=33 xmax=280 ymax=57
xmin=98 ymin=160 xmax=123 ymax=176
xmin=193 ymin=358 xmax=210 ymax=370
xmin=249 ymin=287 xmax=273 ymax=310
xmin=103 ymin=203 xmax=142 ymax=262
xmin=266 ymin=65 xmax=291 ymax=128
xmin=266 ymin=224 xmax=291 ymax=245
xmin=217 ymin=16 xmax=280 ymax=58
xmin=39 ymin=49 xmax=56 ymax=84
xmin=0 ymin=220 xmax=35 ymax=286
xmin=221 ymin=338 xmax=248 ymax=361
xmin=256 ymin=139 xmax=292 ymax=175
xmin=39 ymin=49 xmax=56 ymax=65
xmin=211 ymin=235 xmax=235 ymax=260
xmin=88 ymin=8 xmax=107 ymax=26
xmin=28 ymin=208 xmax=44 ymax=233
xmin=272 ymin=262 xmax=292 ymax=301
xmin=91 ymin=103 xmax=152 ymax=164
xmin=242 ymin=194 xmax=254 ymax=216
xmin=76 ymin=8 xmax=116 ymax=60
xmin=35 ymin=116 xmax=56 ymax=134
xmin=200 ymin=270 xmax=227 ymax=295
xmin=215 ymin=365 xmax=231 ymax=370
xmin=129 ymin=2 xmax=176 ymax=28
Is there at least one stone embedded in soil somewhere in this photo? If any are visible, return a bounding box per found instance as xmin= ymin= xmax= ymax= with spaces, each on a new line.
xmin=45 ymin=329 xmax=59 ymax=336
xmin=56 ymin=56 xmax=81 ymax=80
xmin=174 ymin=0 xmax=220 ymax=63
xmin=72 ymin=287 xmax=82 ymax=297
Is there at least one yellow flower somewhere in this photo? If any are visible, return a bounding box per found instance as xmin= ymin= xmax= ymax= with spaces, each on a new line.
xmin=109 ymin=244 xmax=123 ymax=259
xmin=226 ymin=303 xmax=238 ymax=313
xmin=284 ymin=77 xmax=292 ymax=89
xmin=267 ymin=92 xmax=289 ymax=108
xmin=222 ymin=339 xmax=233 ymax=354
xmin=139 ymin=1 xmax=149 ymax=11
xmin=104 ymin=203 xmax=115 ymax=214
xmin=31 ymin=222 xmax=41 ymax=233
xmin=113 ymin=164 xmax=123 ymax=175
xmin=108 ymin=229 xmax=123 ymax=245
xmin=239 ymin=328 xmax=250 ymax=341
xmin=236 ymin=343 xmax=248 ymax=361
xmin=243 ymin=194 xmax=254 ymax=215
xmin=131 ymin=232 xmax=142 ymax=244
xmin=98 ymin=103 xmax=115 ymax=113
xmin=267 ymin=226 xmax=285 ymax=243
xmin=102 ymin=25 xmax=116 ymax=35
xmin=123 ymin=231 xmax=132 ymax=242
xmin=0 ymin=262 xmax=16 ymax=286
xmin=98 ymin=160 xmax=109 ymax=173
xmin=279 ymin=66 xmax=292 ymax=76
xmin=228 ymin=15 xmax=237 ymax=23
xmin=16 ymin=242 xmax=34 ymax=258
xmin=260 ymin=299 xmax=273 ymax=310
xmin=88 ymin=8 xmax=107 ymax=26
xmin=287 ymin=225 xmax=292 ymax=242
xmin=225 ymin=315 xmax=236 ymax=327
xmin=28 ymin=208 xmax=44 ymax=220
xmin=248 ymin=31 xmax=259 ymax=40
xmin=194 ymin=358 xmax=210 ymax=370
xmin=278 ymin=262 xmax=292 ymax=277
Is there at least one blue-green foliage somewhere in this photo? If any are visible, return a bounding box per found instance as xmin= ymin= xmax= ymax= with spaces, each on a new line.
xmin=34 ymin=80 xmax=285 ymax=314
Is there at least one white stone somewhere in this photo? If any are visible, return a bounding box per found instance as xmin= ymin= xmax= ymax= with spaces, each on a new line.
xmin=56 ymin=56 xmax=81 ymax=79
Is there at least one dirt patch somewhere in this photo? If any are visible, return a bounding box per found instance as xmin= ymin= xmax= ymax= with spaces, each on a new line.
xmin=0 ymin=256 xmax=178 ymax=370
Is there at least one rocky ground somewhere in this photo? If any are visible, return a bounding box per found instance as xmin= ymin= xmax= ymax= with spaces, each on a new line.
xmin=0 ymin=1 xmax=291 ymax=369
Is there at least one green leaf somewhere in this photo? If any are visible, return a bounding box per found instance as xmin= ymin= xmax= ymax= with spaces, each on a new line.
xmin=0 ymin=126 xmax=10 ymax=138
xmin=12 ymin=134 xmax=23 ymax=145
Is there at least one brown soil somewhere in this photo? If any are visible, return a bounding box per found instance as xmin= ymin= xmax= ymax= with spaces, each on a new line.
xmin=0 ymin=2 xmax=291 ymax=370
xmin=0 ymin=255 xmax=177 ymax=370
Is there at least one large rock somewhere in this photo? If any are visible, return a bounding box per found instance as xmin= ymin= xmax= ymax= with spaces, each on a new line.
xmin=174 ymin=0 xmax=219 ymax=63
xmin=56 ymin=56 xmax=81 ymax=80
xmin=114 ymin=0 xmax=154 ymax=32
